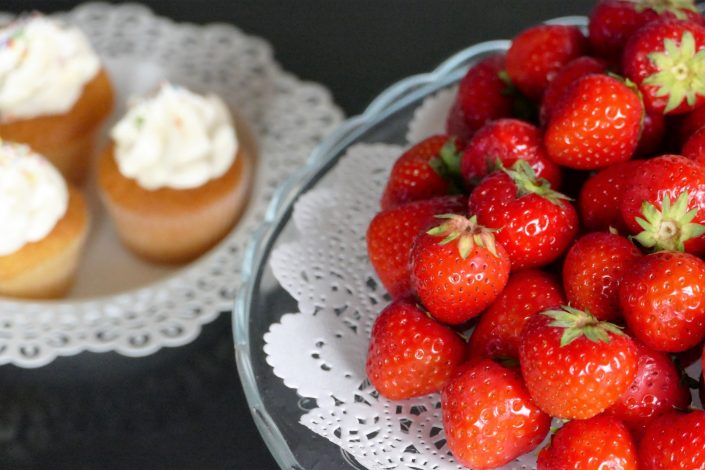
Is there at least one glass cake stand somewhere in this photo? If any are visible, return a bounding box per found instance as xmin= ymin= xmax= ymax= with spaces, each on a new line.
xmin=232 ymin=14 xmax=651 ymax=470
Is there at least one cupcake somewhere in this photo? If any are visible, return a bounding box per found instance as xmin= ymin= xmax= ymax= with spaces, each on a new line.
xmin=0 ymin=142 xmax=89 ymax=299
xmin=0 ymin=14 xmax=114 ymax=183
xmin=98 ymin=83 xmax=253 ymax=263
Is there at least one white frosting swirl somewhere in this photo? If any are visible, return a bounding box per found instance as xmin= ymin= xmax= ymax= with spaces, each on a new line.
xmin=111 ymin=83 xmax=238 ymax=190
xmin=0 ymin=142 xmax=69 ymax=256
xmin=0 ymin=15 xmax=101 ymax=121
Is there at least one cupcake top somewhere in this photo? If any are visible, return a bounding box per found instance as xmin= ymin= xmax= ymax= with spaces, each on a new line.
xmin=0 ymin=15 xmax=101 ymax=121
xmin=111 ymin=83 xmax=238 ymax=190
xmin=0 ymin=142 xmax=68 ymax=256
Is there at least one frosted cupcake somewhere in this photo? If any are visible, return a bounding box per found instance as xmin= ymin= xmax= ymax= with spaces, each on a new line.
xmin=98 ymin=83 xmax=253 ymax=263
xmin=0 ymin=142 xmax=89 ymax=299
xmin=0 ymin=14 xmax=114 ymax=183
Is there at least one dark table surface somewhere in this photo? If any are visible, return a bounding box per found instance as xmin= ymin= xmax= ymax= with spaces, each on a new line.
xmin=0 ymin=1 xmax=594 ymax=468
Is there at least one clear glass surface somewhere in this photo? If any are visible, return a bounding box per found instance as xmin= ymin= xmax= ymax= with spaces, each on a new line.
xmin=234 ymin=16 xmax=593 ymax=470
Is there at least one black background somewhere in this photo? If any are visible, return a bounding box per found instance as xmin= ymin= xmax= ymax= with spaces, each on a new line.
xmin=0 ymin=1 xmax=594 ymax=469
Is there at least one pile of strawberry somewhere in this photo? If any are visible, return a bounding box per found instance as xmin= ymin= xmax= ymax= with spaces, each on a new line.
xmin=365 ymin=1 xmax=705 ymax=468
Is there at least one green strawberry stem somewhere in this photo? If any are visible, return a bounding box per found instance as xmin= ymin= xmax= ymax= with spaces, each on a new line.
xmin=497 ymin=70 xmax=538 ymax=122
xmin=439 ymin=139 xmax=461 ymax=175
xmin=501 ymin=160 xmax=571 ymax=206
xmin=644 ymin=30 xmax=705 ymax=113
xmin=493 ymin=356 xmax=520 ymax=369
xmin=542 ymin=305 xmax=626 ymax=347
xmin=427 ymin=214 xmax=500 ymax=259
xmin=633 ymin=191 xmax=705 ymax=252
xmin=428 ymin=138 xmax=464 ymax=194
xmin=632 ymin=0 xmax=698 ymax=18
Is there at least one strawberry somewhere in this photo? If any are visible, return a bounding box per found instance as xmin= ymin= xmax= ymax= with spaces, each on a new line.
xmin=620 ymin=155 xmax=705 ymax=255
xmin=544 ymin=74 xmax=644 ymax=170
xmin=639 ymin=410 xmax=705 ymax=468
xmin=380 ymin=135 xmax=462 ymax=210
xmin=637 ymin=107 xmax=667 ymax=155
xmin=683 ymin=124 xmax=705 ymax=165
xmin=624 ymin=19 xmax=705 ymax=114
xmin=506 ymin=24 xmax=587 ymax=99
xmin=519 ymin=305 xmax=638 ymax=420
xmin=579 ymin=160 xmax=642 ymax=233
xmin=620 ymin=251 xmax=705 ymax=352
xmin=589 ymin=0 xmax=704 ymax=61
xmin=468 ymin=160 xmax=578 ymax=270
xmin=563 ymin=232 xmax=642 ymax=323
xmin=446 ymin=54 xmax=514 ymax=141
xmin=366 ymin=196 xmax=466 ymax=298
xmin=366 ymin=299 xmax=466 ymax=400
xmin=459 ymin=118 xmax=562 ymax=189
xmin=539 ymin=56 xmax=606 ymax=125
xmin=441 ymin=359 xmax=551 ymax=469
xmin=537 ymin=415 xmax=638 ymax=470
xmin=604 ymin=341 xmax=692 ymax=439
xmin=466 ymin=270 xmax=565 ymax=361
xmin=410 ymin=214 xmax=510 ymax=325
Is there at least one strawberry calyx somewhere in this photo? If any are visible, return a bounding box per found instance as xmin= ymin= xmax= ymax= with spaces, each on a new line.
xmin=493 ymin=355 xmax=520 ymax=369
xmin=542 ymin=305 xmax=626 ymax=347
xmin=498 ymin=69 xmax=515 ymax=96
xmin=432 ymin=138 xmax=462 ymax=175
xmin=497 ymin=70 xmax=537 ymax=121
xmin=630 ymin=0 xmax=698 ymax=19
xmin=633 ymin=191 xmax=705 ymax=251
xmin=501 ymin=160 xmax=571 ymax=206
xmin=644 ymin=30 xmax=705 ymax=113
xmin=426 ymin=214 xmax=500 ymax=259
xmin=428 ymin=138 xmax=464 ymax=192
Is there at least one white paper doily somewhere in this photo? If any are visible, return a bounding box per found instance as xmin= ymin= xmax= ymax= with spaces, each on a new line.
xmin=0 ymin=3 xmax=342 ymax=367
xmin=265 ymin=110 xmax=703 ymax=468
xmin=267 ymin=143 xmax=544 ymax=470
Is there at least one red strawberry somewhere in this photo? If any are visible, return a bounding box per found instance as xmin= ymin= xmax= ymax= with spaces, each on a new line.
xmin=366 ymin=299 xmax=466 ymax=400
xmin=563 ymin=232 xmax=642 ymax=323
xmin=537 ymin=415 xmax=638 ymax=470
xmin=468 ymin=160 xmax=578 ymax=270
xmin=589 ymin=0 xmax=704 ymax=61
xmin=545 ymin=74 xmax=644 ymax=169
xmin=637 ymin=107 xmax=666 ymax=155
xmin=410 ymin=214 xmax=510 ymax=325
xmin=467 ymin=270 xmax=565 ymax=361
xmin=620 ymin=155 xmax=705 ymax=255
xmin=519 ymin=305 xmax=638 ymax=419
xmin=459 ymin=118 xmax=562 ymax=189
xmin=620 ymin=251 xmax=705 ymax=352
xmin=506 ymin=24 xmax=587 ymax=99
xmin=380 ymin=135 xmax=462 ymax=210
xmin=639 ymin=410 xmax=705 ymax=468
xmin=683 ymin=124 xmax=705 ymax=165
xmin=366 ymin=196 xmax=466 ymax=298
xmin=624 ymin=19 xmax=705 ymax=114
xmin=539 ymin=56 xmax=606 ymax=125
xmin=579 ymin=160 xmax=642 ymax=233
xmin=446 ymin=54 xmax=514 ymax=141
xmin=604 ymin=341 xmax=692 ymax=438
xmin=442 ymin=359 xmax=551 ymax=469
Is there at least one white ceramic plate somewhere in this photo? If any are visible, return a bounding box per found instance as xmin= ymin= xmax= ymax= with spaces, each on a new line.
xmin=0 ymin=2 xmax=342 ymax=367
